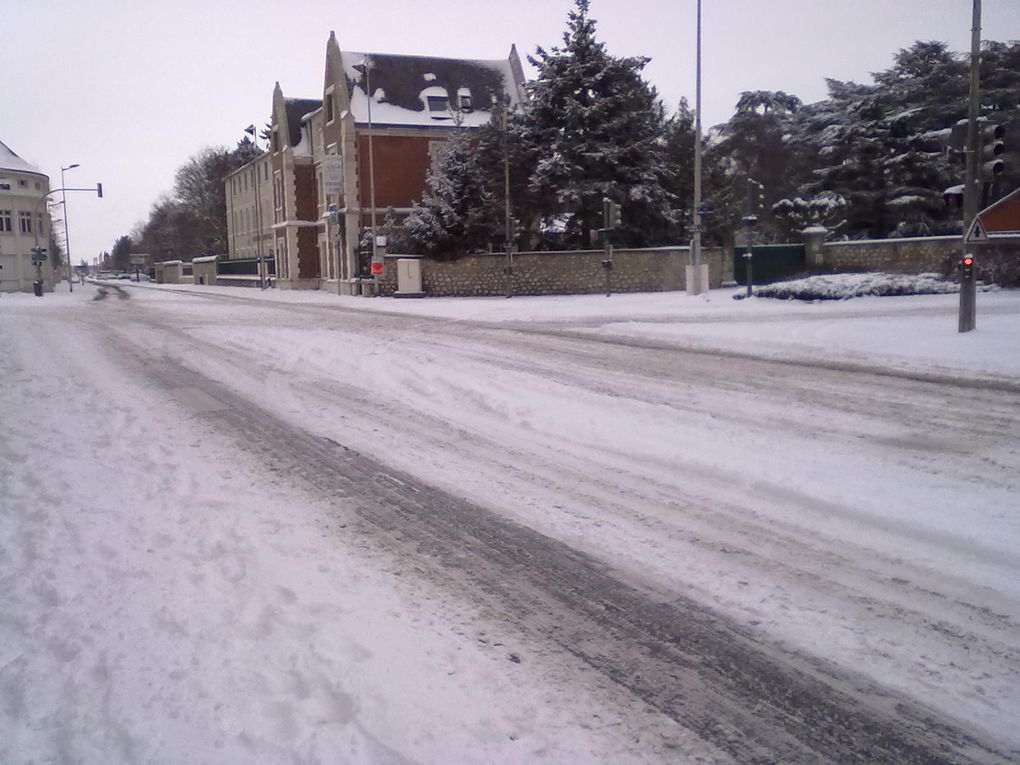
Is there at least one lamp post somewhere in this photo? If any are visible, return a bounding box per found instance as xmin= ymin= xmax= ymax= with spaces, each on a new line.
xmin=244 ymin=125 xmax=267 ymax=290
xmin=61 ymin=163 xmax=80 ymax=293
xmin=689 ymin=0 xmax=705 ymax=295
xmin=359 ymin=57 xmax=380 ymax=291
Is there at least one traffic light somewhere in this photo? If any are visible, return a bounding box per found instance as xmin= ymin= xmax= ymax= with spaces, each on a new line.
xmin=960 ymin=254 xmax=975 ymax=280
xmin=746 ymin=178 xmax=765 ymax=216
xmin=96 ymin=182 xmax=103 ymax=198
xmin=602 ymin=198 xmax=620 ymax=229
xmin=949 ymin=118 xmax=968 ymax=156
xmin=979 ymin=123 xmax=1005 ymax=181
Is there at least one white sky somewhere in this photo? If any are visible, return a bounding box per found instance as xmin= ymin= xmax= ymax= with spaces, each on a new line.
xmin=4 ymin=0 xmax=1019 ymax=265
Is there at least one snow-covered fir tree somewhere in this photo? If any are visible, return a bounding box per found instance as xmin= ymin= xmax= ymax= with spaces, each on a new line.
xmin=402 ymin=129 xmax=501 ymax=259
xmin=525 ymin=0 xmax=673 ymax=249
xmin=782 ymin=40 xmax=1020 ymax=239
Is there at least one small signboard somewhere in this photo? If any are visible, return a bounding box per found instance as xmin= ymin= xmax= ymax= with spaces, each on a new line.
xmin=321 ymin=155 xmax=343 ymax=196
xmin=130 ymin=254 xmax=147 ymax=265
xmin=964 ymin=219 xmax=989 ymax=244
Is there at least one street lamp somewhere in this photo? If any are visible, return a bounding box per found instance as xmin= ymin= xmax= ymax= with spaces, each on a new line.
xmin=243 ymin=125 xmax=267 ymax=289
xmin=61 ymin=163 xmax=80 ymax=293
xmin=357 ymin=57 xmax=380 ymax=290
xmin=688 ymin=0 xmax=707 ymax=296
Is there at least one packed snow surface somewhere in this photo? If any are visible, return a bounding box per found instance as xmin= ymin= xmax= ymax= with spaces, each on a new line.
xmin=3 ymin=282 xmax=1019 ymax=762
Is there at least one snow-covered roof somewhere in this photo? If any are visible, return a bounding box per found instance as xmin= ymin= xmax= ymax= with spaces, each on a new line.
xmin=339 ymin=50 xmax=521 ymax=128
xmin=0 ymin=140 xmax=46 ymax=176
xmin=284 ymin=98 xmax=320 ymax=148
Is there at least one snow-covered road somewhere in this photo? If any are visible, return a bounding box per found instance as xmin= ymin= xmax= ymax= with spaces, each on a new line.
xmin=3 ymin=282 xmax=1019 ymax=763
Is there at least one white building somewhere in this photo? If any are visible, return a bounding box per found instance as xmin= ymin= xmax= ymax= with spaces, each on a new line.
xmin=0 ymin=140 xmax=54 ymax=293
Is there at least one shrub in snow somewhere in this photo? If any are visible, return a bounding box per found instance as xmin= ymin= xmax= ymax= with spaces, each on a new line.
xmin=745 ymin=272 xmax=996 ymax=301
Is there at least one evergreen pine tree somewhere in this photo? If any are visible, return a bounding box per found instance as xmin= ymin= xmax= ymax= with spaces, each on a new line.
xmin=525 ymin=0 xmax=672 ymax=248
xmin=403 ymin=129 xmax=501 ymax=259
xmin=659 ymin=99 xmax=696 ymax=242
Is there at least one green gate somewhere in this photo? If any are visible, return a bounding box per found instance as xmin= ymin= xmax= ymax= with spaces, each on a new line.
xmin=733 ymin=243 xmax=806 ymax=285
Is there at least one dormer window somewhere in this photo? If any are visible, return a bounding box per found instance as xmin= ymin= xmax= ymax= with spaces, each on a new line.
xmin=427 ymin=95 xmax=449 ymax=113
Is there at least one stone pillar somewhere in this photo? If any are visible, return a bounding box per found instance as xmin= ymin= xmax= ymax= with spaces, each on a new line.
xmin=802 ymin=225 xmax=829 ymax=271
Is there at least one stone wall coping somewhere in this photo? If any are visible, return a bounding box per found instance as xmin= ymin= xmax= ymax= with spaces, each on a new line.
xmin=193 ymin=255 xmax=218 ymax=264
xmin=823 ymin=235 xmax=959 ymax=249
xmin=385 ymin=245 xmax=699 ymax=261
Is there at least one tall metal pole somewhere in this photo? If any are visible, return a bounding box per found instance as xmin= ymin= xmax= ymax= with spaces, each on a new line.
xmin=502 ymin=99 xmax=514 ymax=298
xmin=252 ymin=132 xmax=266 ymax=290
xmin=691 ymin=0 xmax=703 ymax=270
xmin=960 ymin=0 xmax=981 ymax=333
xmin=365 ymin=58 xmax=379 ymax=288
xmin=61 ymin=163 xmax=79 ymax=293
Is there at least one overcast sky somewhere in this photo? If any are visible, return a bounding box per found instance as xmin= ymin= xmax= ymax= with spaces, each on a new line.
xmin=5 ymin=0 xmax=1019 ymax=264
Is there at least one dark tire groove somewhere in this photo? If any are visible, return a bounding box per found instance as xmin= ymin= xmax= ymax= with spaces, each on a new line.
xmin=132 ymin=353 xmax=1016 ymax=765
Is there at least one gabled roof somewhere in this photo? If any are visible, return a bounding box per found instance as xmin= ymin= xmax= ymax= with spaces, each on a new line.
xmin=284 ymin=98 xmax=321 ymax=148
xmin=0 ymin=140 xmax=46 ymax=176
xmin=338 ymin=49 xmax=524 ymax=128
xmin=976 ymin=185 xmax=1020 ymax=238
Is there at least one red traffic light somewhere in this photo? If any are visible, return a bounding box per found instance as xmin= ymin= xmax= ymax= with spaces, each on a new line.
xmin=962 ymin=256 xmax=974 ymax=267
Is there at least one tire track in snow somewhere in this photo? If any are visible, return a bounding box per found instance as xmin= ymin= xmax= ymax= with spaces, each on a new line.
xmin=110 ymin=341 xmax=1014 ymax=764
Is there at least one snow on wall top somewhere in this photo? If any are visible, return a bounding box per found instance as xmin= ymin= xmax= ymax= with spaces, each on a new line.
xmin=0 ymin=140 xmax=46 ymax=176
xmin=339 ymin=51 xmax=520 ymax=128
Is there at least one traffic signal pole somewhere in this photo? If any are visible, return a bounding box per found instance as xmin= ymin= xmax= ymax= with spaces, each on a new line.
xmin=960 ymin=0 xmax=981 ymax=333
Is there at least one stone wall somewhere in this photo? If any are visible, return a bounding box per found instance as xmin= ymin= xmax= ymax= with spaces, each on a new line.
xmin=816 ymin=236 xmax=960 ymax=274
xmin=377 ymin=246 xmax=726 ymax=297
xmin=804 ymin=233 xmax=1019 ymax=284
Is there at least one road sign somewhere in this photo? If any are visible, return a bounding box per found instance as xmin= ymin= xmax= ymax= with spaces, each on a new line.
xmin=130 ymin=254 xmax=146 ymax=265
xmin=965 ymin=218 xmax=989 ymax=244
xmin=321 ymin=155 xmax=343 ymax=196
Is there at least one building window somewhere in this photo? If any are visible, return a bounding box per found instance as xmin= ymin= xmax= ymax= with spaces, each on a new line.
xmin=36 ymin=213 xmax=45 ymax=235
xmin=0 ymin=210 xmax=11 ymax=232
xmin=272 ymin=130 xmax=280 ymax=153
xmin=427 ymin=95 xmax=449 ymax=112
xmin=18 ymin=179 xmax=27 ymax=187
xmin=459 ymin=94 xmax=473 ymax=111
xmin=326 ymin=92 xmax=335 ymax=123
xmin=19 ymin=211 xmax=32 ymax=233
xmin=35 ymin=181 xmax=41 ymax=190
xmin=0 ymin=180 xmax=10 ymax=191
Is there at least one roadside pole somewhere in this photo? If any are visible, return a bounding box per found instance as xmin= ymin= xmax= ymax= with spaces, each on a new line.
xmin=601 ymin=198 xmax=619 ymax=297
xmin=960 ymin=0 xmax=981 ymax=333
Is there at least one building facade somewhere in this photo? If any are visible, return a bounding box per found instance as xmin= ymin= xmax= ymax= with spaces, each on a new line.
xmin=225 ymin=32 xmax=526 ymax=293
xmin=0 ymin=141 xmax=54 ymax=293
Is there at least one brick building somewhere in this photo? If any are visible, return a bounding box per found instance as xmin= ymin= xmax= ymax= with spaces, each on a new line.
xmin=225 ymin=32 xmax=526 ymax=293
